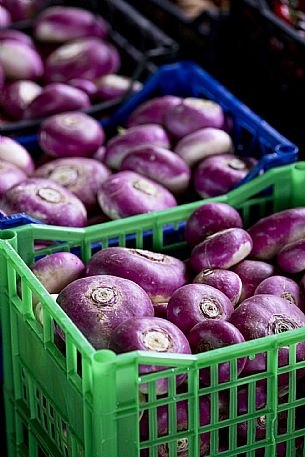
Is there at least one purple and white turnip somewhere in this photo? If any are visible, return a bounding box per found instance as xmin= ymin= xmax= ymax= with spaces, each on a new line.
xmin=193 ymin=269 xmax=242 ymax=306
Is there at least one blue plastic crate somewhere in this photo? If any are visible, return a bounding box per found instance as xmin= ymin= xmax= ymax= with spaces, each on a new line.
xmin=16 ymin=61 xmax=298 ymax=183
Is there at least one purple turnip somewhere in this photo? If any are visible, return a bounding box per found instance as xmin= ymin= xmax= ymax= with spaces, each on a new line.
xmin=0 ymin=136 xmax=34 ymax=174
xmin=248 ymin=208 xmax=305 ymax=260
xmin=95 ymin=74 xmax=142 ymax=101
xmin=190 ymin=228 xmax=253 ymax=272
xmin=0 ymin=40 xmax=43 ymax=80
xmin=97 ymin=171 xmax=177 ymax=219
xmin=0 ymin=159 xmax=26 ymax=198
xmin=278 ymin=238 xmax=305 ymax=273
xmin=193 ymin=269 xmax=242 ymax=306
xmin=57 ymin=275 xmax=154 ymax=349
xmin=185 ymin=202 xmax=243 ymax=248
xmin=231 ymin=260 xmax=276 ymax=303
xmin=120 ymin=145 xmax=191 ymax=195
xmin=104 ymin=124 xmax=170 ymax=170
xmin=167 ymin=284 xmax=234 ymax=334
xmin=255 ymin=276 xmax=305 ymax=311
xmin=127 ymin=95 xmax=182 ymax=128
xmin=86 ymin=246 xmax=188 ymax=306
xmin=188 ymin=320 xmax=246 ymax=384
xmin=2 ymin=80 xmax=42 ymax=120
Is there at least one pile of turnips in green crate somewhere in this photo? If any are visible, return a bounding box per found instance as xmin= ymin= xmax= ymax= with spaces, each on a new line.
xmin=27 ymin=197 xmax=305 ymax=454
xmin=0 ymin=93 xmax=258 ymax=226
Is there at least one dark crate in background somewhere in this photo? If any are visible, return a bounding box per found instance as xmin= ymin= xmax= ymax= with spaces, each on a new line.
xmin=229 ymin=0 xmax=305 ymax=154
xmin=1 ymin=0 xmax=178 ymax=139
xmin=126 ymin=0 xmax=231 ymax=79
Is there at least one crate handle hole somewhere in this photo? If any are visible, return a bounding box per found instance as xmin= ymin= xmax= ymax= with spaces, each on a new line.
xmin=295 ymin=163 xmax=305 ymax=170
xmin=0 ymin=230 xmax=16 ymax=241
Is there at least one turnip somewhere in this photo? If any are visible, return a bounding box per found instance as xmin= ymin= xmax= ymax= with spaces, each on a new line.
xmin=231 ymin=260 xmax=276 ymax=303
xmin=0 ymin=63 xmax=3 ymax=91
xmin=255 ymin=276 xmax=305 ymax=311
xmin=174 ymin=128 xmax=234 ymax=167
xmin=0 ymin=5 xmax=10 ymax=28
xmin=164 ymin=97 xmax=225 ymax=138
xmin=2 ymin=80 xmax=42 ymax=120
xmin=0 ymin=159 xmax=26 ymax=198
xmin=127 ymin=95 xmax=182 ymax=128
xmin=190 ymin=228 xmax=253 ymax=272
xmin=111 ymin=317 xmax=191 ymax=395
xmin=229 ymin=294 xmax=305 ymax=385
xmin=34 ymin=6 xmax=109 ymax=43
xmin=104 ymin=124 xmax=170 ymax=170
xmin=248 ymin=208 xmax=305 ymax=260
xmin=45 ymin=38 xmax=120 ymax=83
xmin=167 ymin=284 xmax=234 ymax=335
xmin=31 ymin=252 xmax=85 ymax=302
xmin=2 ymin=178 xmax=87 ymax=227
xmin=34 ymin=157 xmax=110 ymax=211
xmin=193 ymin=269 xmax=242 ymax=306
xmin=97 ymin=171 xmax=177 ymax=219
xmin=38 ymin=112 xmax=105 ymax=158
xmin=3 ymin=0 xmax=46 ymax=22
xmin=120 ymin=145 xmax=191 ymax=195
xmin=194 ymin=154 xmax=257 ymax=198
xmin=0 ymin=29 xmax=34 ymax=47
xmin=0 ymin=40 xmax=43 ymax=80
xmin=185 ymin=202 xmax=243 ymax=248
xmin=67 ymin=78 xmax=97 ymax=99
xmin=0 ymin=136 xmax=34 ymax=174
xmin=188 ymin=320 xmax=246 ymax=384
xmin=278 ymin=238 xmax=305 ymax=273
xmin=86 ymin=246 xmax=188 ymax=305
xmin=24 ymin=83 xmax=90 ymax=120
xmin=95 ymin=74 xmax=142 ymax=101
xmin=57 ymin=275 xmax=154 ymax=349
xmin=34 ymin=293 xmax=58 ymax=326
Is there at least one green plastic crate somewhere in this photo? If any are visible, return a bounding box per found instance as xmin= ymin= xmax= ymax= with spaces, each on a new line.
xmin=2 ymin=162 xmax=305 ymax=457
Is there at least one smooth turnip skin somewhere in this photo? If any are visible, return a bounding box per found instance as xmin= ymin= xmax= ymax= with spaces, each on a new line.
xmin=95 ymin=74 xmax=143 ymax=101
xmin=193 ymin=269 xmax=242 ymax=306
xmin=104 ymin=124 xmax=170 ymax=170
xmin=140 ymin=396 xmax=211 ymax=456
xmin=231 ymin=260 xmax=276 ymax=303
xmin=248 ymin=208 xmax=305 ymax=260
xmin=188 ymin=320 xmax=246 ymax=384
xmin=2 ymin=80 xmax=42 ymax=120
xmin=127 ymin=95 xmax=182 ymax=128
xmin=194 ymin=154 xmax=257 ymax=198
xmin=4 ymin=0 xmax=45 ymax=21
xmin=97 ymin=171 xmax=177 ymax=219
xmin=34 ymin=157 xmax=110 ymax=211
xmin=230 ymin=294 xmax=305 ymax=384
xmin=45 ymin=38 xmax=120 ymax=83
xmin=38 ymin=112 xmax=105 ymax=158
xmin=164 ymin=98 xmax=225 ymax=139
xmin=167 ymin=284 xmax=234 ymax=335
xmin=0 ymin=63 xmax=3 ymax=91
xmin=57 ymin=275 xmax=154 ymax=349
xmin=2 ymin=178 xmax=87 ymax=227
xmin=120 ymin=145 xmax=191 ymax=195
xmin=86 ymin=247 xmax=188 ymax=305
xmin=0 ymin=5 xmax=10 ymax=27
xmin=0 ymin=136 xmax=34 ymax=174
xmin=0 ymin=159 xmax=26 ymax=197
xmin=110 ymin=317 xmax=191 ymax=395
xmin=278 ymin=238 xmax=305 ymax=273
xmin=0 ymin=29 xmax=34 ymax=47
xmin=185 ymin=202 xmax=243 ymax=248
xmin=190 ymin=228 xmax=253 ymax=273
xmin=255 ymin=276 xmax=305 ymax=311
xmin=34 ymin=6 xmax=109 ymax=43
xmin=0 ymin=40 xmax=43 ymax=80
xmin=24 ymin=83 xmax=90 ymax=119
xmin=174 ymin=127 xmax=234 ymax=167
xmin=67 ymin=78 xmax=97 ymax=99
xmin=32 ymin=252 xmax=85 ymax=297
xmin=92 ymin=145 xmax=106 ymax=163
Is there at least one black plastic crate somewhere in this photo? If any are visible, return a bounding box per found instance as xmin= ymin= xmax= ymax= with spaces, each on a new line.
xmin=0 ymin=0 xmax=178 ymax=138
xmin=230 ymin=0 xmax=305 ymax=152
xmin=126 ymin=0 xmax=229 ymax=74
